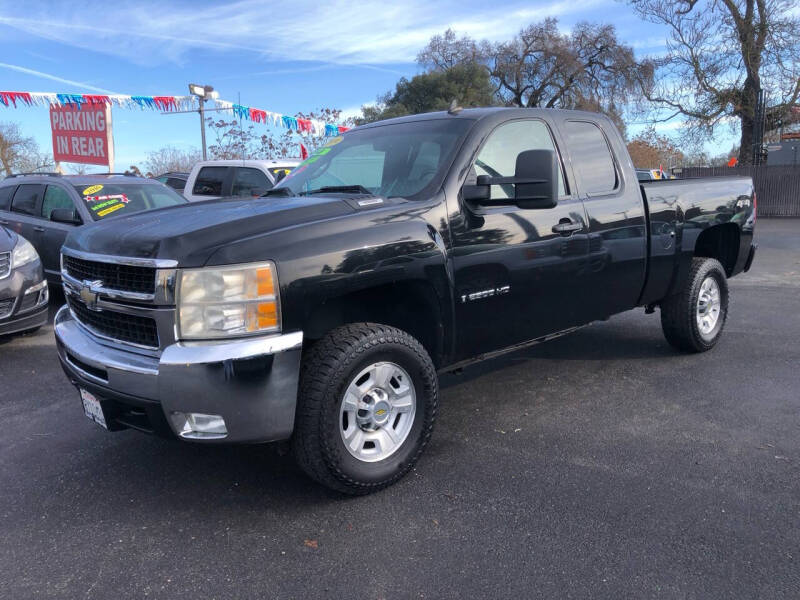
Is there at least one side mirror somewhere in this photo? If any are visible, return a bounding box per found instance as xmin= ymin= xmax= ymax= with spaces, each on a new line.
xmin=514 ymin=149 xmax=558 ymax=210
xmin=50 ymin=208 xmax=82 ymax=225
xmin=462 ymin=149 xmax=559 ymax=209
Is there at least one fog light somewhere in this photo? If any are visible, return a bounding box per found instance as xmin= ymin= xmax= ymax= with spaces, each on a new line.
xmin=170 ymin=412 xmax=227 ymax=439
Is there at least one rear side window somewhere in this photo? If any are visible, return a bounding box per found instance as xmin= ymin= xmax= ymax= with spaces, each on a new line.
xmin=232 ymin=168 xmax=272 ymax=197
xmin=42 ymin=185 xmax=75 ymax=220
xmin=11 ymin=184 xmax=43 ymax=216
xmin=192 ymin=167 xmax=227 ymax=196
xmin=0 ymin=185 xmax=15 ymax=211
xmin=564 ymin=121 xmax=618 ymax=195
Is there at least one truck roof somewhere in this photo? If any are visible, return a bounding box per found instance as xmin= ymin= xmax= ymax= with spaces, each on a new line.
xmin=1 ymin=173 xmax=159 ymax=186
xmin=356 ymin=106 xmax=613 ymax=130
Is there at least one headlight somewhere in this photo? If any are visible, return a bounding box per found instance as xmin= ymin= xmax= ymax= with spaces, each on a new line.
xmin=176 ymin=262 xmax=280 ymax=340
xmin=12 ymin=236 xmax=39 ymax=269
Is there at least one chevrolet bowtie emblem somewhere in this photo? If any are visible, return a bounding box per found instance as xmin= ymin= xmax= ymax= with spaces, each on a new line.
xmin=79 ymin=280 xmax=104 ymax=310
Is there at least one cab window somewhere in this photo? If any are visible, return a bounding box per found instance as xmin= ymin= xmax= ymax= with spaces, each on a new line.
xmin=192 ymin=167 xmax=227 ymax=196
xmin=11 ymin=184 xmax=43 ymax=216
xmin=474 ymin=120 xmax=567 ymax=200
xmin=564 ymin=121 xmax=618 ymax=195
xmin=232 ymin=168 xmax=272 ymax=197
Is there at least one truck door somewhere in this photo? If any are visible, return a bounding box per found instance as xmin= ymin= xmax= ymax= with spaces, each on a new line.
xmin=561 ymin=120 xmax=647 ymax=320
xmin=449 ymin=118 xmax=589 ymax=361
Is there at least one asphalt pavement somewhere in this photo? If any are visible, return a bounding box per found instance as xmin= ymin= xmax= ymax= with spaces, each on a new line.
xmin=1 ymin=219 xmax=798 ymax=599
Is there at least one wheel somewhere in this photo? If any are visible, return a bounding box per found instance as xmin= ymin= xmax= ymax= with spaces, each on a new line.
xmin=660 ymin=257 xmax=729 ymax=352
xmin=292 ymin=323 xmax=438 ymax=494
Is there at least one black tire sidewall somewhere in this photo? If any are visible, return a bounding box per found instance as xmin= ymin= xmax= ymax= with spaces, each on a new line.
xmin=320 ymin=341 xmax=435 ymax=486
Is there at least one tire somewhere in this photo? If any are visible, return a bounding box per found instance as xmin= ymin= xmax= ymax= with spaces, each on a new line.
xmin=292 ymin=323 xmax=438 ymax=495
xmin=660 ymin=257 xmax=729 ymax=352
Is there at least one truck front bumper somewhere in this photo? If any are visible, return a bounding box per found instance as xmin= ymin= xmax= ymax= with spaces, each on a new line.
xmin=54 ymin=305 xmax=303 ymax=443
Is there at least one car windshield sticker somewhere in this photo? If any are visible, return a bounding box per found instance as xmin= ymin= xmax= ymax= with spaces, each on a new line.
xmin=96 ymin=203 xmax=125 ymax=217
xmin=82 ymin=184 xmax=104 ymax=195
xmin=85 ymin=194 xmax=130 ymax=205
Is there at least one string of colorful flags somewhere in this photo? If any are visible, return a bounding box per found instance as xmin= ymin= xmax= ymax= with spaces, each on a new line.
xmin=0 ymin=91 xmax=350 ymax=136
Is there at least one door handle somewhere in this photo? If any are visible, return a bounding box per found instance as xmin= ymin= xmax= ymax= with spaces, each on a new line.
xmin=33 ymin=226 xmax=46 ymax=232
xmin=552 ymin=220 xmax=583 ymax=234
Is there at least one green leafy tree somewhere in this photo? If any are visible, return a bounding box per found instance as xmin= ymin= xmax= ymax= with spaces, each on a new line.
xmin=358 ymin=63 xmax=496 ymax=124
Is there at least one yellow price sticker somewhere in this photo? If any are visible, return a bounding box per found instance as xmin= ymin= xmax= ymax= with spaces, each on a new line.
xmin=97 ymin=203 xmax=125 ymax=217
xmin=82 ymin=184 xmax=104 ymax=195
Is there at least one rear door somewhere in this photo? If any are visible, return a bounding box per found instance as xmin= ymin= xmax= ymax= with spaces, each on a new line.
xmin=561 ymin=119 xmax=647 ymax=320
xmin=6 ymin=184 xmax=44 ymax=253
xmin=39 ymin=184 xmax=83 ymax=281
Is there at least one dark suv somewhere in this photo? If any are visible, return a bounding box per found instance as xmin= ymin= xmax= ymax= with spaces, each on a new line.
xmin=0 ymin=173 xmax=188 ymax=284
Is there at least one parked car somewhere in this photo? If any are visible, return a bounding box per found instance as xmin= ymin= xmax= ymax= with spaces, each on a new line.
xmin=53 ymin=107 xmax=756 ymax=494
xmin=183 ymin=159 xmax=300 ymax=202
xmin=153 ymin=172 xmax=189 ymax=192
xmin=0 ymin=227 xmax=49 ymax=336
xmin=0 ymin=173 xmax=188 ymax=284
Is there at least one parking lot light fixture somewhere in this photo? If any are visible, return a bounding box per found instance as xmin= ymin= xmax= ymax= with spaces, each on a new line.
xmin=188 ymin=83 xmax=215 ymax=160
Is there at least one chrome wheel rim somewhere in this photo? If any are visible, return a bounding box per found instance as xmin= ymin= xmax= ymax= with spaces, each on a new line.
xmin=339 ymin=361 xmax=416 ymax=462
xmin=696 ymin=276 xmax=722 ymax=338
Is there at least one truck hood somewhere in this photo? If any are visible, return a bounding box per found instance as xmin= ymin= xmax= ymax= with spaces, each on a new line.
xmin=64 ymin=196 xmax=356 ymax=267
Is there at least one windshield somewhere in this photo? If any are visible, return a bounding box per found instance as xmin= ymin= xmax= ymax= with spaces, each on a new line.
xmin=273 ymin=119 xmax=472 ymax=199
xmin=73 ymin=182 xmax=188 ymax=221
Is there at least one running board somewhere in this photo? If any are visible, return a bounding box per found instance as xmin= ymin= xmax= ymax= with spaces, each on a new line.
xmin=439 ymin=325 xmax=586 ymax=374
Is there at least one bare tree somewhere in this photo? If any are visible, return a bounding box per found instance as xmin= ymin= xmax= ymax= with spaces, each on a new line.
xmin=206 ymin=108 xmax=354 ymax=161
xmin=417 ymin=21 xmax=649 ymax=134
xmin=0 ymin=122 xmax=53 ymax=176
xmin=145 ymin=146 xmax=202 ymax=175
xmin=629 ymin=0 xmax=800 ymax=165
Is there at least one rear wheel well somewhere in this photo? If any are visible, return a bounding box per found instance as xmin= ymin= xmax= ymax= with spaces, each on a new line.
xmin=694 ymin=224 xmax=740 ymax=276
xmin=304 ymin=281 xmax=445 ymax=368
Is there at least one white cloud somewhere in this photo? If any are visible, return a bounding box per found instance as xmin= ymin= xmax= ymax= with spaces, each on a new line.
xmin=0 ymin=0 xmax=613 ymax=67
xmin=0 ymin=62 xmax=117 ymax=93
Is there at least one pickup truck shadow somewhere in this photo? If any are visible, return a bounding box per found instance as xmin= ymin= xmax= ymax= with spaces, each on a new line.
xmin=440 ymin=320 xmax=675 ymax=390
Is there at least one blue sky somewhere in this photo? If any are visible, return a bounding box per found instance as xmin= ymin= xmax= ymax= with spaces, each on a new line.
xmin=0 ymin=0 xmax=735 ymax=171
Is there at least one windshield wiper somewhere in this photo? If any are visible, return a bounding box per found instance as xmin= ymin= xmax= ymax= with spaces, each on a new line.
xmin=300 ymin=185 xmax=374 ymax=196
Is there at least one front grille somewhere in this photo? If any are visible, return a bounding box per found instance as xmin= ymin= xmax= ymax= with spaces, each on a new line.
xmin=67 ymin=295 xmax=159 ymax=348
xmin=63 ymin=255 xmax=156 ymax=295
xmin=0 ymin=252 xmax=10 ymax=279
xmin=0 ymin=297 xmax=13 ymax=318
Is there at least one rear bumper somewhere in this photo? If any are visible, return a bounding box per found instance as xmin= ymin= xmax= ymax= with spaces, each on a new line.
xmin=54 ymin=305 xmax=303 ymax=443
xmin=744 ymin=243 xmax=757 ymax=272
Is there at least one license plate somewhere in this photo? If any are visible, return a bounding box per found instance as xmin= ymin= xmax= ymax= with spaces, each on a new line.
xmin=80 ymin=388 xmax=107 ymax=429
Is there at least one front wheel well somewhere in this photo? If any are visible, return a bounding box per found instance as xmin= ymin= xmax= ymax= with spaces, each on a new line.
xmin=693 ymin=223 xmax=740 ymax=276
xmin=303 ymin=281 xmax=445 ymax=368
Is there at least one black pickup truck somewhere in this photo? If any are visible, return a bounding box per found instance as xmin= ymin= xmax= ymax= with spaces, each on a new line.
xmin=54 ymin=107 xmax=756 ymax=494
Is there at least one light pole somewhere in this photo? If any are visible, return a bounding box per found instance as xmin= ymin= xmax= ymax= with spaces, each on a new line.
xmin=188 ymin=84 xmax=218 ymax=160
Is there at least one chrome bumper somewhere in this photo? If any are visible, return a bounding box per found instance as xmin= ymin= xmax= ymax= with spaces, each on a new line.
xmin=54 ymin=304 xmax=303 ymax=443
